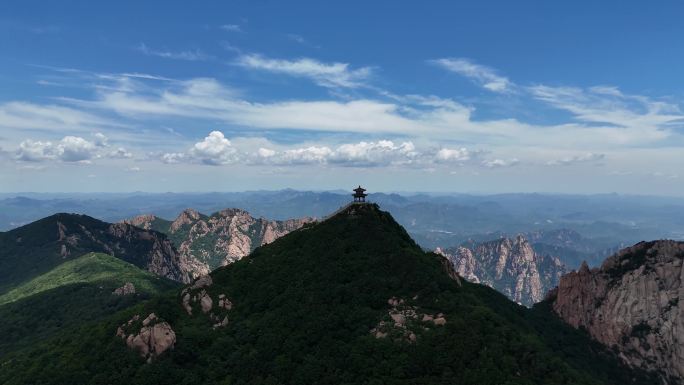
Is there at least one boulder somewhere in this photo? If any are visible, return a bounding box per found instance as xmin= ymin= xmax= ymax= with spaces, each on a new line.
xmin=113 ymin=282 xmax=136 ymax=296
xmin=117 ymin=313 xmax=176 ymax=362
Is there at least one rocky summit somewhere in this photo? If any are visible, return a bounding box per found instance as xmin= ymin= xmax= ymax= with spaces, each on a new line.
xmin=547 ymin=240 xmax=684 ymax=384
xmin=436 ymin=235 xmax=566 ymax=306
xmin=125 ymin=208 xmax=314 ymax=279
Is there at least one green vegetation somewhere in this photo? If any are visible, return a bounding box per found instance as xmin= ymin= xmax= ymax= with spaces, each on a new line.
xmin=0 ymin=213 xmax=178 ymax=295
xmin=0 ymin=205 xmax=657 ymax=384
xmin=0 ymin=253 xmax=178 ymax=356
xmin=0 ymin=252 xmax=175 ymax=305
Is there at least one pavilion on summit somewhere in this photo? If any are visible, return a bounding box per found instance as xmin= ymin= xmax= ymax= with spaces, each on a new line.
xmin=352 ymin=186 xmax=368 ymax=203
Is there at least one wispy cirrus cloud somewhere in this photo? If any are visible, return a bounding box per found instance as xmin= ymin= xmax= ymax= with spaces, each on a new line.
xmin=430 ymin=58 xmax=513 ymax=93
xmin=137 ymin=43 xmax=210 ymax=61
xmin=529 ymin=85 xmax=684 ymax=139
xmin=0 ymin=101 xmax=122 ymax=135
xmin=235 ymin=54 xmax=373 ymax=88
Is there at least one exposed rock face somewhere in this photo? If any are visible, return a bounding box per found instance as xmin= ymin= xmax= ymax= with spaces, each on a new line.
xmin=370 ymin=296 xmax=447 ymax=342
xmin=436 ymin=235 xmax=566 ymax=306
xmin=125 ymin=209 xmax=314 ymax=279
xmin=105 ymin=222 xmax=189 ymax=283
xmin=112 ymin=282 xmax=136 ymax=295
xmin=548 ymin=240 xmax=684 ymax=384
xmin=7 ymin=214 xmax=189 ymax=283
xmin=116 ymin=313 xmax=176 ymax=362
xmin=180 ymin=275 xmax=233 ymax=329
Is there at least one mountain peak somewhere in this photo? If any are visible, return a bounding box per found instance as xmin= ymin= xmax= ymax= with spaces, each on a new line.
xmin=438 ymin=234 xmax=566 ymax=306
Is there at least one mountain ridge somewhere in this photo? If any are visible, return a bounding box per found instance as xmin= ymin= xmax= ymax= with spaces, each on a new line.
xmin=0 ymin=213 xmax=189 ymax=293
xmin=0 ymin=203 xmax=657 ymax=384
xmin=123 ymin=208 xmax=315 ymax=279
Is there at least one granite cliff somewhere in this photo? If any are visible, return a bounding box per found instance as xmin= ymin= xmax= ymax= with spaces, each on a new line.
xmin=437 ymin=235 xmax=566 ymax=306
xmin=547 ymin=240 xmax=684 ymax=384
xmin=125 ymin=208 xmax=314 ymax=279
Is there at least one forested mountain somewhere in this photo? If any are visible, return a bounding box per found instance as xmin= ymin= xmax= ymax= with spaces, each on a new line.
xmin=0 ymin=204 xmax=657 ymax=385
xmin=0 ymin=213 xmax=188 ymax=293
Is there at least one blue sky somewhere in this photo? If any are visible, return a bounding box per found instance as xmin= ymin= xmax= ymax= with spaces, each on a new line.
xmin=1 ymin=0 xmax=683 ymax=194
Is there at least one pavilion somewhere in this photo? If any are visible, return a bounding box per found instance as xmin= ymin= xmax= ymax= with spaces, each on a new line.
xmin=352 ymin=186 xmax=368 ymax=203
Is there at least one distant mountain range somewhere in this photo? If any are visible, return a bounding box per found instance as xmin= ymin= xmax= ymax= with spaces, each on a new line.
xmin=2 ymin=191 xmax=684 ymax=269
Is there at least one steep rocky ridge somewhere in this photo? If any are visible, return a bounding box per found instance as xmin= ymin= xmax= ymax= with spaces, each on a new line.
xmin=0 ymin=213 xmax=188 ymax=293
xmin=547 ymin=240 xmax=684 ymax=384
xmin=437 ymin=235 xmax=566 ymax=306
xmin=125 ymin=208 xmax=314 ymax=279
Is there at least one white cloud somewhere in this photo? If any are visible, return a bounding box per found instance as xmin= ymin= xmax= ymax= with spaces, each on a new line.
xmin=235 ymin=54 xmax=372 ymax=88
xmin=329 ymin=140 xmax=418 ymax=167
xmin=257 ymin=147 xmax=276 ymax=158
xmin=137 ymin=43 xmax=209 ymax=61
xmin=108 ymin=147 xmax=133 ymax=159
xmin=430 ymin=58 xmax=512 ymax=93
xmin=16 ymin=140 xmax=56 ymax=162
xmin=435 ymin=147 xmax=473 ymax=162
xmin=277 ymin=146 xmax=334 ymax=165
xmin=16 ymin=136 xmax=98 ymax=162
xmin=189 ymin=131 xmax=238 ymax=165
xmin=156 ymin=133 xmax=486 ymax=169
xmin=546 ymin=153 xmax=605 ymax=166
xmin=160 ymin=131 xmax=237 ymax=165
xmin=161 ymin=152 xmax=187 ymax=164
xmin=59 ymin=136 xmax=97 ymax=161
xmin=93 ymin=132 xmax=109 ymax=147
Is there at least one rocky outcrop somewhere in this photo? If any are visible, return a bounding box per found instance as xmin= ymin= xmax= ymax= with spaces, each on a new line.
xmin=370 ymin=296 xmax=447 ymax=342
xmin=106 ymin=222 xmax=189 ymax=283
xmin=180 ymin=275 xmax=232 ymax=329
xmin=125 ymin=209 xmax=314 ymax=279
xmin=116 ymin=313 xmax=176 ymax=362
xmin=112 ymin=282 xmax=136 ymax=295
xmin=548 ymin=240 xmax=684 ymax=384
xmin=437 ymin=235 xmax=566 ymax=306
